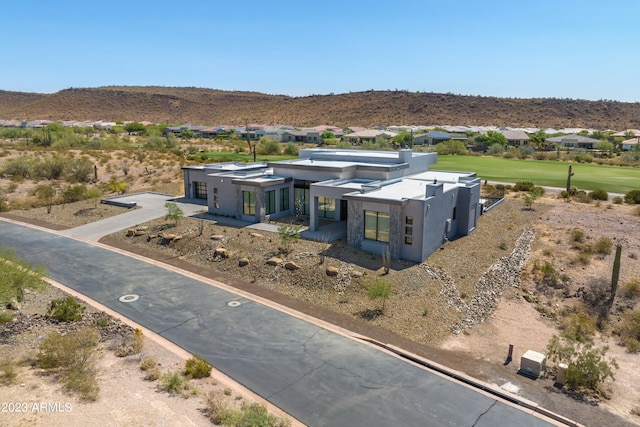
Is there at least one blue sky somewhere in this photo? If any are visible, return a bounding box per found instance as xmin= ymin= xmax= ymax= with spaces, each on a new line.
xmin=2 ymin=0 xmax=639 ymax=102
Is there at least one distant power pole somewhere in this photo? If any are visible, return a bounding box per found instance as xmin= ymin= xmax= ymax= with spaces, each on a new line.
xmin=246 ymin=119 xmax=256 ymax=162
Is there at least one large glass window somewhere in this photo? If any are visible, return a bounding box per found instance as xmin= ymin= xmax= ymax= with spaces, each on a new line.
xmin=364 ymin=211 xmax=390 ymax=242
xmin=294 ymin=180 xmax=312 ymax=217
xmin=194 ymin=182 xmax=207 ymax=199
xmin=243 ymin=191 xmax=255 ymax=215
xmin=265 ymin=190 xmax=276 ymax=215
xmin=280 ymin=188 xmax=289 ymax=211
xmin=318 ymin=197 xmax=335 ymax=219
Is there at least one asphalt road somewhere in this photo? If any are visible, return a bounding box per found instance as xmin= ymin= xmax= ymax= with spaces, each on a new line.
xmin=0 ymin=220 xmax=558 ymax=427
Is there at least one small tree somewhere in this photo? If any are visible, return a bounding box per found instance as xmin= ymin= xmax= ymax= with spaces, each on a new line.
xmin=365 ymin=277 xmax=393 ymax=312
xmin=35 ymin=184 xmax=56 ymax=214
xmin=165 ymin=202 xmax=184 ymax=226
xmin=0 ymin=247 xmax=47 ymax=303
xmin=523 ymin=194 xmax=535 ymax=210
xmin=278 ymin=225 xmax=301 ymax=254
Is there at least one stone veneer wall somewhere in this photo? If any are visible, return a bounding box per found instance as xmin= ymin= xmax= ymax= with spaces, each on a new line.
xmin=347 ymin=200 xmax=363 ymax=248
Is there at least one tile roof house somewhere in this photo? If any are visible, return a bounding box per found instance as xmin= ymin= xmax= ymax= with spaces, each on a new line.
xmin=341 ymin=129 xmax=398 ymax=144
xmin=497 ymin=130 xmax=530 ymax=146
xmin=413 ymin=131 xmax=451 ymax=145
xmin=621 ymin=137 xmax=640 ymax=151
xmin=182 ymin=148 xmax=481 ymax=262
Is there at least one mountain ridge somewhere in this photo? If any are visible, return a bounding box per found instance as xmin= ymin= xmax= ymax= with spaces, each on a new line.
xmin=1 ymin=86 xmax=639 ymax=129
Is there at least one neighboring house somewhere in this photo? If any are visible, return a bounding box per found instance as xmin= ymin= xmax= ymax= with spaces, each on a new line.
xmin=164 ymin=124 xmax=207 ymax=137
xmin=341 ymin=129 xmax=398 ymax=144
xmin=281 ymin=130 xmax=321 ymax=144
xmin=546 ymin=134 xmax=600 ymax=150
xmin=612 ymin=129 xmax=640 ymax=137
xmin=413 ymin=131 xmax=451 ymax=146
xmin=621 ymin=137 xmax=640 ymax=151
xmin=182 ymin=148 xmax=481 ymax=262
xmin=498 ymin=130 xmax=530 ymax=146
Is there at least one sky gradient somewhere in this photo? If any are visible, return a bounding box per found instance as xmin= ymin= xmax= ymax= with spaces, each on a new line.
xmin=2 ymin=1 xmax=639 ymax=102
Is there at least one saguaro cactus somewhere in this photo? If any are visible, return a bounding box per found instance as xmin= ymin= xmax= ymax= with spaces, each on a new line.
xmin=608 ymin=244 xmax=622 ymax=307
xmin=566 ymin=165 xmax=575 ymax=193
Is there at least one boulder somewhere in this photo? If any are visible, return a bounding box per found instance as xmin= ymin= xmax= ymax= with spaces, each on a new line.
xmin=266 ymin=257 xmax=283 ymax=266
xmin=351 ymin=271 xmax=363 ymax=278
xmin=249 ymin=232 xmax=264 ymax=238
xmin=126 ymin=229 xmax=136 ymax=237
xmin=238 ymin=257 xmax=249 ymax=267
xmin=211 ymin=235 xmax=225 ymax=241
xmin=214 ymin=248 xmax=229 ymax=258
xmin=284 ymin=261 xmax=300 ymax=271
xmin=326 ymin=266 xmax=339 ymax=277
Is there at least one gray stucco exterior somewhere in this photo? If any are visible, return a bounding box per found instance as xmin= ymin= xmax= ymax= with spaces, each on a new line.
xmin=181 ymin=149 xmax=480 ymax=262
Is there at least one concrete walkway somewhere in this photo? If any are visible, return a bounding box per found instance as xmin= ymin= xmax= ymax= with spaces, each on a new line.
xmin=63 ymin=192 xmax=347 ymax=243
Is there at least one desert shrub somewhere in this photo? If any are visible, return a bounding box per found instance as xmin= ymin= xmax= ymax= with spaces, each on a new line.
xmin=622 ymin=279 xmax=640 ymax=299
xmin=185 ymin=354 xmax=212 ymax=379
xmin=539 ymin=260 xmax=560 ymax=286
xmin=278 ymin=225 xmax=301 ymax=254
xmin=37 ymin=327 xmax=100 ymax=400
xmin=593 ymin=237 xmax=613 ymax=255
xmin=36 ymin=155 xmax=69 ymax=180
xmin=573 ymin=190 xmax=591 ymax=204
xmin=560 ymin=313 xmax=597 ymax=343
xmin=62 ymin=185 xmax=89 ymax=203
xmin=546 ymin=334 xmax=618 ymax=394
xmin=158 ymin=370 xmax=195 ymax=396
xmin=208 ymin=398 xmax=291 ymax=427
xmin=45 ymin=295 xmax=86 ymax=322
xmin=165 ymin=201 xmax=184 ymax=225
xmin=529 ymin=186 xmax=545 ymax=197
xmin=1 ymin=156 xmax=35 ymax=178
xmin=63 ymin=365 xmax=99 ymax=401
xmin=0 ymin=311 xmax=14 ymax=323
xmin=283 ymin=142 xmax=299 ymax=156
xmin=0 ymin=247 xmax=47 ymax=303
xmin=625 ymin=190 xmax=640 ymax=204
xmin=617 ymin=307 xmax=640 ymax=353
xmin=613 ymin=196 xmax=623 ymax=204
xmin=0 ymin=360 xmax=18 ymax=384
xmin=570 ymin=228 xmax=585 ymax=243
xmin=364 ymin=276 xmax=393 ymax=312
xmin=485 ymin=143 xmax=504 ymax=156
xmin=589 ymin=189 xmax=608 ymax=201
xmin=532 ymin=151 xmax=548 ymax=160
xmin=256 ymin=138 xmax=280 ymax=155
xmin=513 ymin=180 xmax=535 ymax=192
xmin=107 ymin=181 xmax=127 ymax=194
xmin=115 ymin=328 xmax=144 ymax=357
xmin=67 ymin=158 xmax=94 ymax=182
xmin=571 ymin=252 xmax=591 ymax=266
xmin=140 ymin=356 xmax=161 ymax=381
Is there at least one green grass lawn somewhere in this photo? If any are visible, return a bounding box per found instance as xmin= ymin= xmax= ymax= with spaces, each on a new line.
xmin=432 ymin=156 xmax=640 ymax=194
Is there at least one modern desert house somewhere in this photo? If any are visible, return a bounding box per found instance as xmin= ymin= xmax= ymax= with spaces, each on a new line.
xmin=182 ymin=148 xmax=481 ymax=262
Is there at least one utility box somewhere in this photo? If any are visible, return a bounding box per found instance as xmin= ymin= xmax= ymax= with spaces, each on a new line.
xmin=520 ymin=350 xmax=546 ymax=378
xmin=556 ymin=363 xmax=568 ymax=385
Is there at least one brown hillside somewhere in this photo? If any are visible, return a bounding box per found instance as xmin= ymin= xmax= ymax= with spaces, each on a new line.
xmin=1 ymin=86 xmax=640 ymax=129
xmin=0 ymin=90 xmax=46 ymax=114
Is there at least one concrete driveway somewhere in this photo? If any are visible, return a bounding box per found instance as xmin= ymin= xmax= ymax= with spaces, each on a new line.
xmin=0 ymin=219 xmax=561 ymax=427
xmin=62 ymin=193 xmax=208 ymax=241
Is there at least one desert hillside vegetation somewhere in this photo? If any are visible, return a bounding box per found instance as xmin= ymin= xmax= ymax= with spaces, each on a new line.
xmin=2 ymin=86 xmax=640 ymax=129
